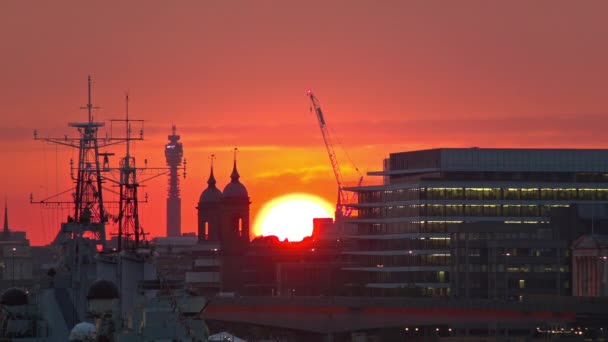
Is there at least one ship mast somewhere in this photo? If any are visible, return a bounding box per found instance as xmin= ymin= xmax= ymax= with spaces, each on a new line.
xmin=32 ymin=76 xmax=185 ymax=252
xmin=33 ymin=75 xmax=108 ymax=245
xmin=113 ymin=93 xmax=144 ymax=250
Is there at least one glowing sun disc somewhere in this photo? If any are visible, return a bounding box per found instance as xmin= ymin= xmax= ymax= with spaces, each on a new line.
xmin=254 ymin=193 xmax=334 ymax=241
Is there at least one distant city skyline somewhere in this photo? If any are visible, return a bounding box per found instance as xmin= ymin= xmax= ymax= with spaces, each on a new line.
xmin=1 ymin=0 xmax=608 ymax=245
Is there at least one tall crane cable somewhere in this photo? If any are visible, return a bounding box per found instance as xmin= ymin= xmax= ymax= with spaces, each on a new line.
xmin=327 ymin=124 xmax=363 ymax=181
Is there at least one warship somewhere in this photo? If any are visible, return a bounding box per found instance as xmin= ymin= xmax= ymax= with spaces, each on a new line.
xmin=0 ymin=76 xmax=209 ymax=341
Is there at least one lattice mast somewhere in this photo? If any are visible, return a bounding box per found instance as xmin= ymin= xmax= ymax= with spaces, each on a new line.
xmin=33 ymin=75 xmax=108 ymax=244
xmin=115 ymin=94 xmax=143 ymax=250
xmin=33 ymin=76 xmax=184 ymax=251
xmin=165 ymin=125 xmax=185 ymax=237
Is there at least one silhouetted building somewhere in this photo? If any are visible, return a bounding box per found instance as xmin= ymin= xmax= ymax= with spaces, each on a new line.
xmin=220 ymin=159 xmax=251 ymax=253
xmin=197 ymin=166 xmax=223 ymax=243
xmin=344 ymin=148 xmax=608 ymax=297
xmin=312 ymin=218 xmax=334 ymax=240
xmin=0 ymin=203 xmax=33 ymax=286
xmin=572 ymin=234 xmax=608 ymax=297
xmin=197 ymin=158 xmax=250 ymax=253
xmin=227 ymin=236 xmax=350 ymax=297
xmin=195 ymin=156 xmax=251 ymax=294
xmin=165 ymin=125 xmax=184 ymax=237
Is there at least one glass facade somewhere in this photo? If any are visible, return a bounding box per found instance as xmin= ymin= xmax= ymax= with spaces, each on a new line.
xmin=344 ymin=149 xmax=608 ymax=297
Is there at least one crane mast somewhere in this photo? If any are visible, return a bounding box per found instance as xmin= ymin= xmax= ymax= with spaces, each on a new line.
xmin=307 ymin=90 xmax=352 ymax=218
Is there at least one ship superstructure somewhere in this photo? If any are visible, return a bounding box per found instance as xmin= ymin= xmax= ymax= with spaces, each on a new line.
xmin=0 ymin=76 xmax=208 ymax=341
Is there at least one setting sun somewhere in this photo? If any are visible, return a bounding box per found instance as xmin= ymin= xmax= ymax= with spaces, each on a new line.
xmin=254 ymin=193 xmax=334 ymax=242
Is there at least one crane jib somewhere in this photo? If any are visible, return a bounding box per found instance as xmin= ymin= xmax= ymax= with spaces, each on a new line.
xmin=317 ymin=109 xmax=326 ymax=125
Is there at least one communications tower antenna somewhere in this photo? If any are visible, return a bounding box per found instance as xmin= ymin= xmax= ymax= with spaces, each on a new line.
xmin=307 ymin=90 xmax=362 ymax=218
xmin=165 ymin=125 xmax=185 ymax=237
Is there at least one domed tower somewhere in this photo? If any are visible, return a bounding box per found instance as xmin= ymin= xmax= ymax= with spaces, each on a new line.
xmin=221 ymin=150 xmax=250 ymax=252
xmin=197 ymin=158 xmax=223 ymax=243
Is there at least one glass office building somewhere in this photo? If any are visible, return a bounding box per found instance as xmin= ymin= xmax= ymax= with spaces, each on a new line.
xmin=343 ymin=148 xmax=608 ymax=297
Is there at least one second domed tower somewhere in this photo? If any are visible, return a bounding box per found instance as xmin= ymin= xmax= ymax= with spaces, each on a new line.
xmin=221 ymin=158 xmax=250 ymax=252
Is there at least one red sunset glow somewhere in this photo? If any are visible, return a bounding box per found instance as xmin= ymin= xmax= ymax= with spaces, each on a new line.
xmin=1 ymin=1 xmax=608 ymax=245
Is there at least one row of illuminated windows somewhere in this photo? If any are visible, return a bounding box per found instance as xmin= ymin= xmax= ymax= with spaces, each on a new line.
xmin=358 ymin=204 xmax=570 ymax=219
xmin=453 ymin=230 xmax=556 ymax=241
xmin=360 ymin=189 xmax=421 ymax=202
xmin=456 ymin=264 xmax=569 ymax=273
xmin=357 ymin=238 xmax=450 ymax=251
xmin=358 ymin=187 xmax=608 ymax=203
xmin=356 ymin=222 xmax=455 ymax=235
xmin=422 ymin=187 xmax=607 ymax=201
xmin=455 ymin=247 xmax=568 ymax=258
xmin=461 ymin=279 xmax=570 ymax=290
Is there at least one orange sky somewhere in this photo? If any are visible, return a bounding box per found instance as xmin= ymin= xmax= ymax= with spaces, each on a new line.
xmin=1 ymin=1 xmax=608 ymax=245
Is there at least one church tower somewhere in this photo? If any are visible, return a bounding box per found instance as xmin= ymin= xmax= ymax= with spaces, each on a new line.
xmin=221 ymin=150 xmax=250 ymax=253
xmin=197 ymin=157 xmax=223 ymax=243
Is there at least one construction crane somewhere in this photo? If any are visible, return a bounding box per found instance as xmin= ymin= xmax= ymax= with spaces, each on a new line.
xmin=307 ymin=90 xmax=362 ymax=219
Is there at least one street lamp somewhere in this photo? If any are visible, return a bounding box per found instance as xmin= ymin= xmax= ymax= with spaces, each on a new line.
xmin=11 ymin=247 xmax=16 ymax=286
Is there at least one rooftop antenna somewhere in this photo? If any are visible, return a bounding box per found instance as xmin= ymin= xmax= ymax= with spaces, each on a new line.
xmin=80 ymin=75 xmax=100 ymax=123
xmin=125 ymin=92 xmax=130 ymax=158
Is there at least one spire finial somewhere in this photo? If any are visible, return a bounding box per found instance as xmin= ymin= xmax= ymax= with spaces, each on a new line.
xmin=80 ymin=75 xmax=99 ymax=122
xmin=231 ymin=148 xmax=240 ymax=182
xmin=207 ymin=154 xmax=217 ymax=186
xmin=3 ymin=196 xmax=9 ymax=234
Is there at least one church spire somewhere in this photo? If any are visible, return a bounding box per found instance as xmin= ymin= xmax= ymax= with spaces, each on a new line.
xmin=230 ymin=147 xmax=240 ymax=182
xmin=208 ymin=154 xmax=217 ymax=187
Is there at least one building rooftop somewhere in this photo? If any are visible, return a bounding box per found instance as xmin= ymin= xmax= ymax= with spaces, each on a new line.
xmin=369 ymin=148 xmax=608 ymax=176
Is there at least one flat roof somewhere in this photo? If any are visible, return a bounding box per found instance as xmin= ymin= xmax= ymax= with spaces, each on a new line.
xmin=379 ymin=148 xmax=608 ymax=174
